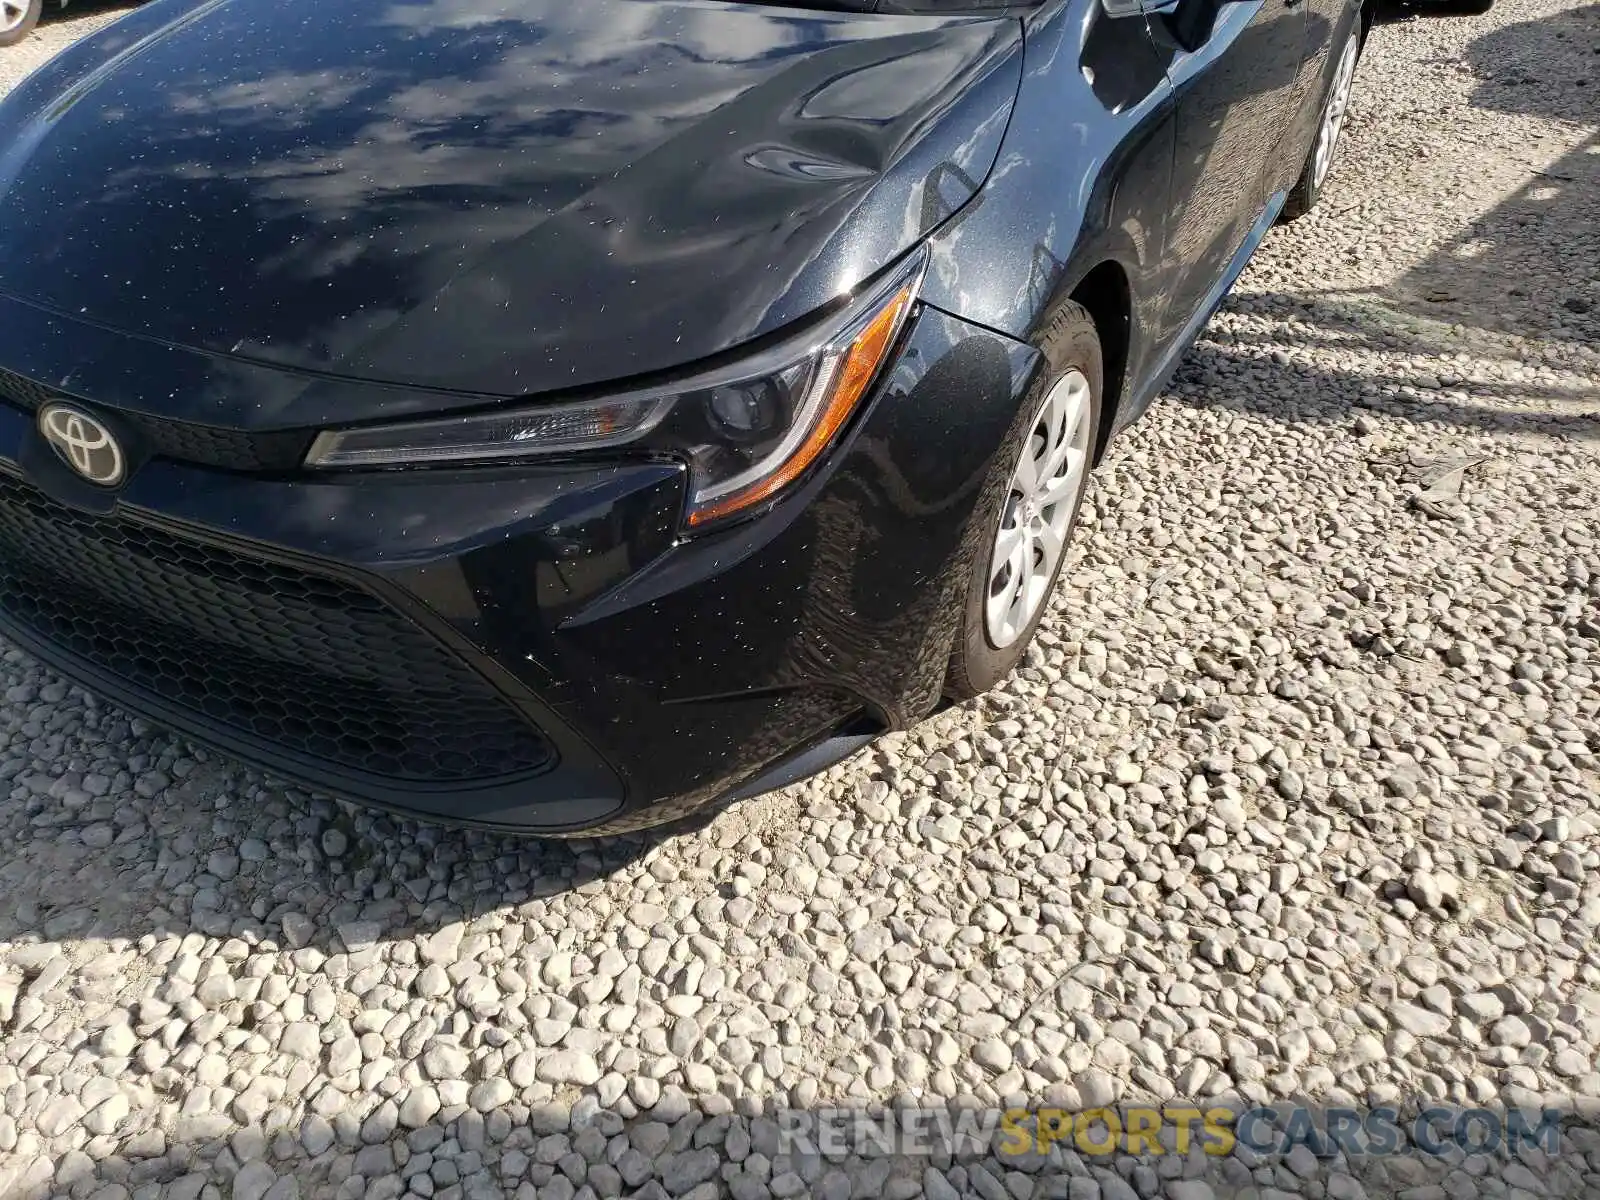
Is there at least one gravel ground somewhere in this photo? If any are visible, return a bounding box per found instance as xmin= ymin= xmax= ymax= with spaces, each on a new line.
xmin=0 ymin=1 xmax=130 ymax=92
xmin=1 ymin=1 xmax=1598 ymax=1199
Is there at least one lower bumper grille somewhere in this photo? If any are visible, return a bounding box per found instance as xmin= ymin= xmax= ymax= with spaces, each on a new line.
xmin=0 ymin=473 xmax=552 ymax=784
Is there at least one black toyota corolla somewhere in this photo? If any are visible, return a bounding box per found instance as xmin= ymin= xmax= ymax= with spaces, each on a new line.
xmin=0 ymin=0 xmax=1368 ymax=834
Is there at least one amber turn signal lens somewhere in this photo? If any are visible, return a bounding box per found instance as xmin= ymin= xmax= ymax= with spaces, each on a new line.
xmin=685 ymin=284 xmax=915 ymax=528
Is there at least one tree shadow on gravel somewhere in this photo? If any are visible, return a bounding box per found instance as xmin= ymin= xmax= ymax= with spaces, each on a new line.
xmin=1158 ymin=4 xmax=1600 ymax=447
xmin=1331 ymin=5 xmax=1600 ymax=348
xmin=1462 ymin=2 xmax=1600 ymax=126
xmin=1165 ymin=301 xmax=1600 ymax=444
xmin=1184 ymin=0 xmax=1600 ymax=445
xmin=1380 ymin=130 xmax=1600 ymax=350
xmin=3 ymin=1088 xmax=1598 ymax=1200
xmin=1201 ymin=315 xmax=1599 ymax=416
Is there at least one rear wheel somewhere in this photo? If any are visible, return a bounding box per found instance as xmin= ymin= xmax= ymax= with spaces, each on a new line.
xmin=945 ymin=304 xmax=1102 ymax=700
xmin=0 ymin=0 xmax=41 ymax=46
xmin=1282 ymin=20 xmax=1363 ymax=221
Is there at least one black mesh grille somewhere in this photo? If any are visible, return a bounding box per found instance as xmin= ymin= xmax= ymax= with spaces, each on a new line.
xmin=0 ymin=368 xmax=55 ymax=411
xmin=0 ymin=367 xmax=313 ymax=472
xmin=0 ymin=473 xmax=552 ymax=783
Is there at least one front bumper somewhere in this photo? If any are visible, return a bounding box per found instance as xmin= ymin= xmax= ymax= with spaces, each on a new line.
xmin=0 ymin=297 xmax=1040 ymax=833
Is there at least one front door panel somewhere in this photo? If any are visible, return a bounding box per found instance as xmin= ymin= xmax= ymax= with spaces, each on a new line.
xmin=1150 ymin=0 xmax=1310 ymax=345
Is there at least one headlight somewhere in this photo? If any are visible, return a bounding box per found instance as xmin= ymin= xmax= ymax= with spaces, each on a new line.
xmin=304 ymin=247 xmax=928 ymax=530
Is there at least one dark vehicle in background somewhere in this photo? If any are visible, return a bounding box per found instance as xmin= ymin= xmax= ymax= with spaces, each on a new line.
xmin=0 ymin=0 xmax=1371 ymax=834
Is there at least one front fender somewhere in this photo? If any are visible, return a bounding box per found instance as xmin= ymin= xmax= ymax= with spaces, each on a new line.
xmin=919 ymin=0 xmax=1177 ymax=409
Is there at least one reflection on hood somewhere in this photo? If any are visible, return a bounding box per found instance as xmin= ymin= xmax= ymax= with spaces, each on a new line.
xmin=0 ymin=0 xmax=1022 ymax=397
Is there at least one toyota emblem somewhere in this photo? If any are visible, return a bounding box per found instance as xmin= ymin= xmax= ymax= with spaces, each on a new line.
xmin=38 ymin=403 xmax=126 ymax=487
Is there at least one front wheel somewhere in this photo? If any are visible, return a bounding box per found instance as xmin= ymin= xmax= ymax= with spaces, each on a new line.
xmin=1282 ymin=20 xmax=1363 ymax=221
xmin=0 ymin=0 xmax=41 ymax=46
xmin=945 ymin=303 xmax=1102 ymax=700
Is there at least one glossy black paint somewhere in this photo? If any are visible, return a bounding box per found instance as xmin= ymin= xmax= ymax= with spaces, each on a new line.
xmin=1155 ymin=0 xmax=1308 ymax=346
xmin=919 ymin=0 xmax=1177 ymax=429
xmin=0 ymin=0 xmax=1021 ymax=402
xmin=0 ymin=303 xmax=1038 ymax=831
xmin=918 ymin=0 xmax=1359 ymax=435
xmin=0 ymin=0 xmax=1357 ymax=832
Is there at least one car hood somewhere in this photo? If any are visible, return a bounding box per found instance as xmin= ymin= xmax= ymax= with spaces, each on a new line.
xmin=0 ymin=0 xmax=1021 ymax=406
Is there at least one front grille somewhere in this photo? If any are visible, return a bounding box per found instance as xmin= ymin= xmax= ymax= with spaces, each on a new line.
xmin=0 ymin=367 xmax=313 ymax=472
xmin=0 ymin=473 xmax=553 ymax=783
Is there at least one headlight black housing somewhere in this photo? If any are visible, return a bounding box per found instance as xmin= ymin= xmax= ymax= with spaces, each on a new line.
xmin=306 ymin=248 xmax=928 ymax=531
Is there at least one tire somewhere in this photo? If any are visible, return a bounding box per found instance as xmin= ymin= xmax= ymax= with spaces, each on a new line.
xmin=945 ymin=302 xmax=1103 ymax=700
xmin=0 ymin=0 xmax=41 ymax=47
xmin=1281 ymin=19 xmax=1364 ymax=221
